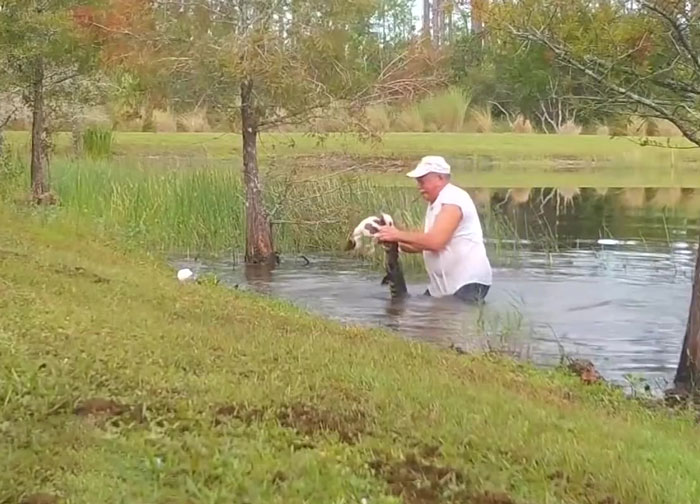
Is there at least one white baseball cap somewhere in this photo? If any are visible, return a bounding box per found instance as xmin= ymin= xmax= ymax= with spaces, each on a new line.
xmin=406 ymin=155 xmax=451 ymax=178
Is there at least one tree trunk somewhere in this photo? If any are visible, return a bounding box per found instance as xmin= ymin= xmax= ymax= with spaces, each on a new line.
xmin=142 ymin=97 xmax=155 ymax=132
xmin=31 ymin=58 xmax=49 ymax=203
xmin=432 ymin=0 xmax=441 ymax=46
xmin=472 ymin=0 xmax=485 ymax=34
xmin=673 ymin=232 xmax=700 ymax=390
xmin=422 ymin=0 xmax=431 ymax=41
xmin=440 ymin=1 xmax=447 ymax=44
xmin=71 ymin=108 xmax=84 ymax=158
xmin=447 ymin=2 xmax=454 ymax=44
xmin=240 ymin=78 xmax=275 ymax=264
xmin=277 ymin=0 xmax=285 ymax=42
xmin=381 ymin=0 xmax=386 ymax=47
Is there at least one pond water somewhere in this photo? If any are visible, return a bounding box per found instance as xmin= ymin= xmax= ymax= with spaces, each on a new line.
xmin=171 ymin=187 xmax=700 ymax=390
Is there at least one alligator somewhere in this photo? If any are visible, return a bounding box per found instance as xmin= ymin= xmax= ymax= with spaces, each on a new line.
xmin=345 ymin=213 xmax=408 ymax=300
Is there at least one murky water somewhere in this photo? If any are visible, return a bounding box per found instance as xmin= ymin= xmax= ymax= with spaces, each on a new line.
xmin=171 ymin=187 xmax=699 ymax=389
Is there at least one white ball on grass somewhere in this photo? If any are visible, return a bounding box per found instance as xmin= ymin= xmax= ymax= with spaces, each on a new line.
xmin=177 ymin=268 xmax=194 ymax=282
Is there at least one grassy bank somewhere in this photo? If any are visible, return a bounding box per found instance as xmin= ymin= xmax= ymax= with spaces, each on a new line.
xmin=2 ymin=206 xmax=700 ymax=504
xmin=6 ymin=131 xmax=700 ymax=187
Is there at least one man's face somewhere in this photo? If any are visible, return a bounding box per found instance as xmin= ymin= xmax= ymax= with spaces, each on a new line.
xmin=415 ymin=172 xmax=445 ymax=202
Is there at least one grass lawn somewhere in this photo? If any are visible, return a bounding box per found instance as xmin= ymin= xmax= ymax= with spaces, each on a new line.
xmin=6 ymin=131 xmax=700 ymax=187
xmin=2 ymin=205 xmax=700 ymax=504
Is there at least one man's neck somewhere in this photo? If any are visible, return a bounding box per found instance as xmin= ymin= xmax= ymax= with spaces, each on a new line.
xmin=428 ymin=182 xmax=450 ymax=204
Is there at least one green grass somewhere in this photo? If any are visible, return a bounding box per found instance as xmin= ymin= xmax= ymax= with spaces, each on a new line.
xmin=0 ymin=158 xmax=588 ymax=265
xmin=42 ymin=159 xmax=426 ymax=256
xmin=6 ymin=131 xmax=700 ymax=187
xmin=2 ymin=205 xmax=700 ymax=504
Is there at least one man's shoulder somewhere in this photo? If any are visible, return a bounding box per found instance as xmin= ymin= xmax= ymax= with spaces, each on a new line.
xmin=439 ymin=183 xmax=475 ymax=206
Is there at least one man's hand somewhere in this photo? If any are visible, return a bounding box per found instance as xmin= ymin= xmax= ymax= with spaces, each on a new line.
xmin=375 ymin=225 xmax=403 ymax=243
xmin=375 ymin=204 xmax=462 ymax=252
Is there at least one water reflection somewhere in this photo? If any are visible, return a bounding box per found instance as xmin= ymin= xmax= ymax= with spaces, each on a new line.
xmin=650 ymin=187 xmax=683 ymax=209
xmin=475 ymin=186 xmax=699 ymax=249
xmin=171 ymin=186 xmax=698 ymax=389
xmin=243 ymin=263 xmax=276 ymax=295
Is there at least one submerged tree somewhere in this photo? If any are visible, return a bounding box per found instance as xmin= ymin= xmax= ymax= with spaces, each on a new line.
xmin=493 ymin=0 xmax=700 ymax=391
xmin=0 ymin=0 xmax=104 ymax=203
xmin=97 ymin=0 xmax=444 ymax=264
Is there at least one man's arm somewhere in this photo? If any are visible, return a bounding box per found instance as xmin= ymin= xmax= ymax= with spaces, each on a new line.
xmin=398 ymin=242 xmax=421 ymax=253
xmin=377 ymin=205 xmax=462 ymax=252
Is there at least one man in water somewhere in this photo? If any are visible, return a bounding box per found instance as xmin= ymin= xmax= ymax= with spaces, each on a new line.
xmin=375 ymin=155 xmax=493 ymax=303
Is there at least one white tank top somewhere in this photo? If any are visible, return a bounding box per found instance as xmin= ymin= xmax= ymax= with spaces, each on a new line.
xmin=423 ymin=183 xmax=493 ymax=296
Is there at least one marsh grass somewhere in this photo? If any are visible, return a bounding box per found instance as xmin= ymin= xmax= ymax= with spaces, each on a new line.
xmin=468 ymin=106 xmax=494 ymax=133
xmin=415 ymin=87 xmax=471 ymax=132
xmin=556 ymin=120 xmax=583 ymax=135
xmin=0 ymin=156 xmax=576 ymax=271
xmin=63 ymin=167 xmax=546 ymax=256
xmin=364 ymin=104 xmax=392 ymax=133
xmin=82 ymin=126 xmax=114 ymax=159
xmin=512 ymin=114 xmax=534 ymax=134
xmin=177 ymin=107 xmax=212 ymax=133
xmin=152 ymin=108 xmax=178 ymax=132
xmin=392 ymin=106 xmax=424 ymax=132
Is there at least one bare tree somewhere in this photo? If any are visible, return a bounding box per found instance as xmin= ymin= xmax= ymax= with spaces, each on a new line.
xmin=535 ymin=76 xmax=579 ymax=133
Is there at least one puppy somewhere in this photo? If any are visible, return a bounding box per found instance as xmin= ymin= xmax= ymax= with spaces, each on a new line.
xmin=345 ymin=213 xmax=394 ymax=251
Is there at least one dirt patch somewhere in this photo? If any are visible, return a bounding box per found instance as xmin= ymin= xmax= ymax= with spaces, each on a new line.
xmin=53 ymin=264 xmax=110 ymax=284
xmin=72 ymin=397 xmax=150 ymax=427
xmin=547 ymin=470 xmax=567 ymax=482
xmin=598 ymin=498 xmax=621 ymax=504
xmin=213 ymin=403 xmax=266 ymax=425
xmin=271 ymin=470 xmax=287 ymax=485
xmin=74 ymin=397 xmax=130 ymax=417
xmin=276 ymin=402 xmax=367 ymax=444
xmin=20 ymin=493 xmax=59 ymax=504
xmin=0 ymin=247 xmax=26 ymax=259
xmin=211 ymin=400 xmax=368 ymax=445
xmin=418 ymin=443 xmax=442 ymax=459
xmin=369 ymin=451 xmax=518 ymax=504
xmin=290 ymin=439 xmax=316 ymax=450
xmin=471 ymin=492 xmax=516 ymax=504
xmin=369 ymin=452 xmax=470 ymax=504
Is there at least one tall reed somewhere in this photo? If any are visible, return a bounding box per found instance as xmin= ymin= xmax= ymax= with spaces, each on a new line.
xmin=416 ymin=87 xmax=471 ymax=132
xmin=8 ymin=159 xmax=566 ymax=269
xmin=82 ymin=126 xmax=114 ymax=159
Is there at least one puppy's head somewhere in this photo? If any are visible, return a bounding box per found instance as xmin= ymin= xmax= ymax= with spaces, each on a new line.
xmin=379 ymin=213 xmax=394 ymax=227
